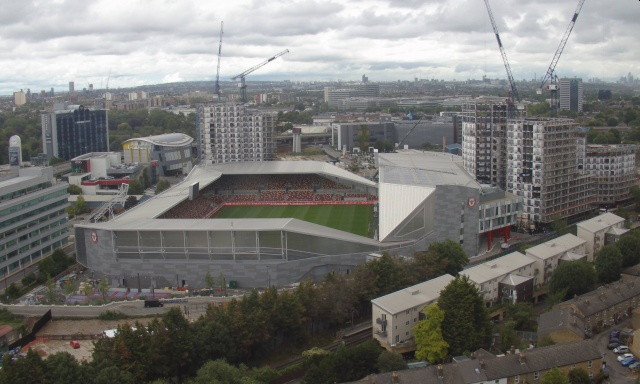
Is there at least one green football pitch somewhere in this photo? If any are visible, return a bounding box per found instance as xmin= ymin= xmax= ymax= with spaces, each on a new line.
xmin=212 ymin=204 xmax=373 ymax=237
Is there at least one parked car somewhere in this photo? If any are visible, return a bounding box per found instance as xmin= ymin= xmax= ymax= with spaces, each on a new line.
xmin=617 ymin=353 xmax=634 ymax=362
xmin=608 ymin=341 xmax=621 ymax=350
xmin=610 ymin=330 xmax=621 ymax=339
xmin=621 ymin=357 xmax=637 ymax=367
xmin=628 ymin=362 xmax=640 ymax=370
xmin=144 ymin=299 xmax=164 ymax=308
xmin=614 ymin=346 xmax=630 ymax=354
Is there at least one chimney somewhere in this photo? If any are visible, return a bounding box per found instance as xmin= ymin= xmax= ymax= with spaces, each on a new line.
xmin=437 ymin=364 xmax=444 ymax=379
xmin=392 ymin=371 xmax=399 ymax=383
xmin=519 ymin=352 xmax=526 ymax=365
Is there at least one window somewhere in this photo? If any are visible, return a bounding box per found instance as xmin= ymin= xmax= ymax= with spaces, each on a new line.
xmin=515 ymin=375 xmax=520 ymax=383
xmin=395 ymin=335 xmax=399 ymax=343
xmin=588 ymin=360 xmax=592 ymax=368
xmin=534 ymin=372 xmax=539 ymax=380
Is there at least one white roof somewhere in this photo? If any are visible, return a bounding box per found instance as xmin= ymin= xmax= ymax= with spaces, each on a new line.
xmin=500 ymin=274 xmax=533 ymax=286
xmin=462 ymin=252 xmax=535 ymax=286
xmin=526 ymin=234 xmax=586 ymax=261
xmin=371 ymin=274 xmax=455 ymax=315
xmin=577 ymin=212 xmax=625 ymax=233
xmin=123 ymin=133 xmax=194 ymax=147
xmin=378 ymin=183 xmax=433 ymax=241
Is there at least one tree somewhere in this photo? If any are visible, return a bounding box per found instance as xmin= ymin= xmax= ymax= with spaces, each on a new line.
xmin=99 ymin=277 xmax=109 ymax=303
xmin=426 ymin=240 xmax=469 ymax=275
xmin=81 ymin=278 xmax=94 ymax=297
xmin=67 ymin=184 xmax=82 ymax=195
xmin=4 ymin=283 xmax=21 ymax=302
xmin=413 ymin=303 xmax=449 ymax=363
xmin=567 ymin=368 xmax=590 ymax=384
xmin=74 ymin=195 xmax=86 ymax=215
xmin=128 ymin=179 xmax=144 ymax=195
xmin=141 ymin=167 xmax=150 ymax=189
xmin=44 ymin=352 xmax=85 ymax=384
xmin=548 ymin=260 xmax=597 ymax=300
xmin=438 ymin=276 xmax=491 ymax=356
xmin=377 ymin=350 xmax=407 ymax=373
xmin=155 ymin=179 xmax=170 ymax=194
xmin=595 ymin=245 xmax=623 ymax=283
xmin=62 ymin=281 xmax=75 ymax=298
xmin=93 ymin=366 xmax=135 ymax=384
xmin=45 ymin=276 xmax=56 ymax=303
xmin=205 ymin=271 xmax=215 ymax=289
xmin=356 ymin=126 xmax=370 ymax=149
xmin=541 ymin=367 xmax=569 ymax=384
xmin=631 ymin=185 xmax=640 ymax=207
xmin=615 ymin=234 xmax=640 ymax=267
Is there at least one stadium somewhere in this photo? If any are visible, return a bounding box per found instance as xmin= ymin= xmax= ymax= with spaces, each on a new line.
xmin=75 ymin=152 xmax=521 ymax=288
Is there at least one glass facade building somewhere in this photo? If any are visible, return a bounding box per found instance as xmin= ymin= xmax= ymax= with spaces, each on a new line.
xmin=41 ymin=105 xmax=109 ymax=160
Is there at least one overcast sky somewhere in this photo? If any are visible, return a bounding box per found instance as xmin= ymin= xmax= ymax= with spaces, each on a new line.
xmin=0 ymin=0 xmax=638 ymax=95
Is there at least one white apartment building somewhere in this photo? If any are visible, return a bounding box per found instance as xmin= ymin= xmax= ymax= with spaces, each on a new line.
xmin=461 ymin=97 xmax=509 ymax=189
xmin=371 ymin=274 xmax=454 ymax=352
xmin=196 ymin=102 xmax=276 ymax=164
xmin=559 ymin=78 xmax=583 ymax=112
xmin=506 ymin=118 xmax=594 ymax=227
xmin=525 ymin=234 xmax=588 ymax=286
xmin=583 ymin=145 xmax=637 ymax=206
xmin=462 ymin=252 xmax=536 ymax=306
xmin=577 ymin=212 xmax=628 ymax=258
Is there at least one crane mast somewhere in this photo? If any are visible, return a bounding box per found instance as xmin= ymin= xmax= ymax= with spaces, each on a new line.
xmin=231 ymin=49 xmax=289 ymax=102
xmin=483 ymin=0 xmax=520 ymax=114
xmin=538 ymin=0 xmax=586 ymax=116
xmin=214 ymin=21 xmax=224 ymax=101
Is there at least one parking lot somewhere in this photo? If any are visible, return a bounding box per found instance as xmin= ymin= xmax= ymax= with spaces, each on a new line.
xmin=595 ymin=322 xmax=638 ymax=383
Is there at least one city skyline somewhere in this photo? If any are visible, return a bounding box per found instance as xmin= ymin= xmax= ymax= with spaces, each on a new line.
xmin=0 ymin=0 xmax=638 ymax=95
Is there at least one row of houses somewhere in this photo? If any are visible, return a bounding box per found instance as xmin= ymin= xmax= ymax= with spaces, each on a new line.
xmin=354 ymin=340 xmax=602 ymax=384
xmin=372 ymin=212 xmax=628 ymax=352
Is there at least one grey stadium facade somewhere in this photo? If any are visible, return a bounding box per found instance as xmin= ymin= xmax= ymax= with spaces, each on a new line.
xmin=75 ymin=153 xmax=509 ymax=289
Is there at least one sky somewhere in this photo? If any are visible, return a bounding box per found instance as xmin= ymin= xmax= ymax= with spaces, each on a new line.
xmin=0 ymin=0 xmax=638 ymax=95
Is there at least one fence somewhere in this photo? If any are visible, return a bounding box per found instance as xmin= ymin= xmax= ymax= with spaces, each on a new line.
xmin=8 ymin=309 xmax=52 ymax=350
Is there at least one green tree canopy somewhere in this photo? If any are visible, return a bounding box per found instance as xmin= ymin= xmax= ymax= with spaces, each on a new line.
xmin=128 ymin=179 xmax=144 ymax=195
xmin=377 ymin=350 xmax=407 ymax=373
xmin=413 ymin=303 xmax=449 ymax=363
xmin=155 ymin=179 xmax=171 ymax=194
xmin=438 ymin=276 xmax=490 ymax=356
xmin=541 ymin=367 xmax=569 ymax=384
xmin=567 ymin=367 xmax=590 ymax=384
xmin=615 ymin=233 xmax=640 ymax=267
xmin=548 ymin=260 xmax=597 ymax=300
xmin=67 ymin=184 xmax=82 ymax=195
xmin=595 ymin=245 xmax=623 ymax=283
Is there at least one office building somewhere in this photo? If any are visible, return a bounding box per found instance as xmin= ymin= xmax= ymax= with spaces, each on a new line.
xmin=559 ymin=78 xmax=583 ymax=112
xmin=332 ymin=121 xmax=395 ymax=151
xmin=506 ymin=118 xmax=594 ymax=227
xmin=68 ymin=81 xmax=75 ymax=93
xmin=461 ymin=97 xmax=509 ymax=189
xmin=122 ymin=133 xmax=195 ymax=176
xmin=0 ymin=166 xmax=69 ymax=278
xmin=324 ymin=83 xmax=380 ymax=108
xmin=196 ymin=102 xmax=276 ymax=164
xmin=41 ymin=105 xmax=109 ymax=161
xmin=583 ymin=144 xmax=637 ymax=206
xmin=13 ymin=90 xmax=26 ymax=106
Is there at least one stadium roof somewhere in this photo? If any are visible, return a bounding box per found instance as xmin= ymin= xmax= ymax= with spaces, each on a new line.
xmin=122 ymin=133 xmax=194 ymax=147
xmin=377 ymin=150 xmax=481 ymax=241
xmin=77 ymin=161 xmax=380 ymax=245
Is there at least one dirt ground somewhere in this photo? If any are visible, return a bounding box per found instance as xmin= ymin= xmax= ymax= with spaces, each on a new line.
xmin=25 ymin=317 xmax=157 ymax=362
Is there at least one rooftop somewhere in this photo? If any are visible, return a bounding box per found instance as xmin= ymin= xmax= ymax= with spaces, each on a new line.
xmin=525 ymin=234 xmax=586 ymax=261
xmin=577 ymin=212 xmax=625 ymax=233
xmin=122 ymin=132 xmax=194 ymax=147
xmin=371 ymin=274 xmax=455 ymax=315
xmin=462 ymin=252 xmax=535 ymax=285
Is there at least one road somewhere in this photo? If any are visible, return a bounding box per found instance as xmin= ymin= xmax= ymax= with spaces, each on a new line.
xmin=0 ymin=295 xmax=239 ymax=320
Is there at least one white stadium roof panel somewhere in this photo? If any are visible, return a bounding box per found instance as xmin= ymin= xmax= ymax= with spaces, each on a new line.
xmin=378 ymin=183 xmax=433 ymax=241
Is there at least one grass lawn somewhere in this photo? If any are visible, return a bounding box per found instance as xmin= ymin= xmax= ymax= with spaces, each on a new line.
xmin=213 ymin=204 xmax=373 ymax=237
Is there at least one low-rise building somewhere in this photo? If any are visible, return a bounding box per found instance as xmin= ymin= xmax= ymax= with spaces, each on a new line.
xmin=122 ymin=133 xmax=195 ymax=177
xmin=583 ymin=144 xmax=637 ymax=207
xmin=576 ymin=212 xmax=627 ymax=258
xmin=371 ymin=274 xmax=455 ymax=353
xmin=525 ymin=234 xmax=588 ymax=286
xmin=357 ymin=340 xmax=602 ymax=384
xmin=69 ymin=152 xmax=141 ymax=196
xmin=462 ymin=252 xmax=536 ymax=306
xmin=538 ymin=276 xmax=640 ymax=343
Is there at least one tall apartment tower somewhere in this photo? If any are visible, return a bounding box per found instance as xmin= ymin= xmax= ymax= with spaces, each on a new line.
xmin=41 ymin=105 xmax=109 ymax=160
xmin=68 ymin=81 xmax=75 ymax=93
xmin=461 ymin=97 xmax=509 ymax=189
xmin=197 ymin=102 xmax=276 ymax=164
xmin=506 ymin=118 xmax=594 ymax=227
xmin=13 ymin=90 xmax=26 ymax=106
xmin=0 ymin=166 xmax=69 ymax=278
xmin=559 ymin=78 xmax=583 ymax=112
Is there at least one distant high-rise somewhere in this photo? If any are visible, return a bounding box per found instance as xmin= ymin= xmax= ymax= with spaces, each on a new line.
xmin=324 ymin=83 xmax=380 ymax=108
xmin=41 ymin=105 xmax=109 ymax=160
xmin=196 ymin=102 xmax=275 ymax=164
xmin=13 ymin=90 xmax=26 ymax=106
xmin=559 ymin=78 xmax=583 ymax=112
xmin=69 ymin=81 xmax=75 ymax=93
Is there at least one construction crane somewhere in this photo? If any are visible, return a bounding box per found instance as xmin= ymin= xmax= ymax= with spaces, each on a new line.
xmin=214 ymin=21 xmax=224 ymax=101
xmin=395 ymin=119 xmax=423 ymax=149
xmin=231 ymin=49 xmax=289 ymax=102
xmin=537 ymin=0 xmax=586 ymax=117
xmin=483 ymin=0 xmax=520 ymax=117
